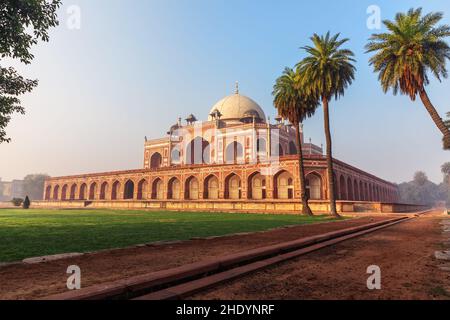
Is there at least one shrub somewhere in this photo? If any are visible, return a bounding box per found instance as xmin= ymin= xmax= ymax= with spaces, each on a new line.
xmin=23 ymin=196 xmax=31 ymax=209
xmin=11 ymin=198 xmax=24 ymax=207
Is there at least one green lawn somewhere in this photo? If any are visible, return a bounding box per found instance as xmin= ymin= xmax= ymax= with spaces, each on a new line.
xmin=0 ymin=209 xmax=338 ymax=262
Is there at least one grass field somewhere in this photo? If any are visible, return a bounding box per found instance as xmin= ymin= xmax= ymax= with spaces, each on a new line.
xmin=0 ymin=209 xmax=340 ymax=262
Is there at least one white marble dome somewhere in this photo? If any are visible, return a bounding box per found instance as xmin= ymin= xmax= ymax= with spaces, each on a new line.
xmin=208 ymin=92 xmax=266 ymax=122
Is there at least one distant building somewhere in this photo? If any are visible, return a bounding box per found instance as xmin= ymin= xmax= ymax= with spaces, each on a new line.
xmin=0 ymin=179 xmax=24 ymax=201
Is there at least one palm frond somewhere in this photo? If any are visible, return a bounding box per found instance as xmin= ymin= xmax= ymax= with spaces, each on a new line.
xmin=296 ymin=32 xmax=356 ymax=101
xmin=272 ymin=67 xmax=319 ymax=125
xmin=365 ymin=7 xmax=450 ymax=100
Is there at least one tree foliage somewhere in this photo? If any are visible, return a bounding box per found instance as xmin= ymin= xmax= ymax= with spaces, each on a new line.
xmin=366 ymin=8 xmax=450 ymax=99
xmin=399 ymin=170 xmax=449 ymax=206
xmin=273 ymin=67 xmax=319 ymax=124
xmin=442 ymin=162 xmax=450 ymax=184
xmin=0 ymin=0 xmax=61 ymax=143
xmin=414 ymin=171 xmax=428 ymax=186
xmin=366 ymin=8 xmax=450 ymax=149
xmin=297 ymin=32 xmax=356 ymax=101
xmin=11 ymin=197 xmax=24 ymax=207
xmin=23 ymin=173 xmax=49 ymax=200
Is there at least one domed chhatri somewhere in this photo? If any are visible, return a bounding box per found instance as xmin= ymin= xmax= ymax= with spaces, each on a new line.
xmin=208 ymin=91 xmax=266 ymax=122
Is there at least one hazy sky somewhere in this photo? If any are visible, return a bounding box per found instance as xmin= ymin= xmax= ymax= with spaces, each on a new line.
xmin=1 ymin=0 xmax=449 ymax=184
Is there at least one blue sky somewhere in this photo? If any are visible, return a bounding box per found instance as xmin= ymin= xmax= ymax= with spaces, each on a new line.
xmin=0 ymin=0 xmax=449 ymax=183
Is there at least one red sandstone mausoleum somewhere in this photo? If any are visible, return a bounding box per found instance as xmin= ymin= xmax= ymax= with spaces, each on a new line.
xmin=42 ymin=87 xmax=404 ymax=214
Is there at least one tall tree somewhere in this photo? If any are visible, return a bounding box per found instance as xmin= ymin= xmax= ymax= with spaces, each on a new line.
xmin=413 ymin=171 xmax=428 ymax=186
xmin=0 ymin=0 xmax=61 ymax=143
xmin=366 ymin=8 xmax=450 ymax=150
xmin=399 ymin=170 xmax=447 ymax=206
xmin=22 ymin=174 xmax=50 ymax=200
xmin=273 ymin=67 xmax=319 ymax=216
xmin=442 ymin=162 xmax=450 ymax=184
xmin=296 ymin=32 xmax=356 ymax=217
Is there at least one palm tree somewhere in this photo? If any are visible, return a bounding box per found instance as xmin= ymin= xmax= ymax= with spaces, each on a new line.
xmin=273 ymin=67 xmax=319 ymax=216
xmin=366 ymin=8 xmax=450 ymax=150
xmin=296 ymin=32 xmax=356 ymax=218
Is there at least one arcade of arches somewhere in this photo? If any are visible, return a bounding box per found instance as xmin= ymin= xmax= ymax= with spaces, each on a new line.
xmin=44 ymin=158 xmax=399 ymax=204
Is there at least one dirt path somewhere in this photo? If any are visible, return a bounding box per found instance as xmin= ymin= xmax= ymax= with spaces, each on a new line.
xmin=0 ymin=216 xmax=390 ymax=300
xmin=193 ymin=213 xmax=450 ymax=300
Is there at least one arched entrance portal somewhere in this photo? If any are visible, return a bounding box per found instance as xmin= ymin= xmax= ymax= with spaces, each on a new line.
xmin=100 ymin=182 xmax=108 ymax=200
xmin=124 ymin=180 xmax=134 ymax=200
xmin=204 ymin=175 xmax=219 ymax=199
xmin=45 ymin=185 xmax=51 ymax=200
xmin=185 ymin=176 xmax=199 ymax=200
xmin=339 ymin=176 xmax=347 ymax=200
xmin=347 ymin=177 xmax=353 ymax=201
xmin=79 ymin=184 xmax=87 ymax=200
xmin=185 ymin=137 xmax=210 ymax=165
xmin=353 ymin=180 xmax=359 ymax=201
xmin=70 ymin=184 xmax=77 ymax=200
xmin=306 ymin=173 xmax=322 ymax=200
xmin=137 ymin=179 xmax=148 ymax=200
xmin=248 ymin=172 xmax=266 ymax=200
xmin=360 ymin=181 xmax=365 ymax=201
xmin=274 ymin=171 xmax=294 ymax=199
xmin=111 ymin=181 xmax=120 ymax=200
xmin=225 ymin=142 xmax=244 ymax=164
xmin=61 ymin=185 xmax=68 ymax=201
xmin=52 ymin=185 xmax=59 ymax=200
xmin=168 ymin=177 xmax=181 ymax=200
xmin=89 ymin=182 xmax=97 ymax=200
xmin=225 ymin=173 xmax=241 ymax=199
xmin=257 ymin=138 xmax=266 ymax=154
xmin=150 ymin=152 xmax=162 ymax=169
xmin=151 ymin=178 xmax=164 ymax=200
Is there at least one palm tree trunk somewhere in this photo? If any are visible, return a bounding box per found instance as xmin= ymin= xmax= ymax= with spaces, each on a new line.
xmin=322 ymin=97 xmax=340 ymax=217
xmin=295 ymin=122 xmax=313 ymax=216
xmin=419 ymin=88 xmax=450 ymax=150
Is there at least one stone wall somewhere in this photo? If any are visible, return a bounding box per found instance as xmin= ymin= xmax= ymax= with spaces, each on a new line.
xmin=31 ymin=199 xmax=428 ymax=214
xmin=0 ymin=201 xmax=15 ymax=208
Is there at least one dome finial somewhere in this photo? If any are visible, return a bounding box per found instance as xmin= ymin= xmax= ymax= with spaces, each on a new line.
xmin=235 ymin=81 xmax=239 ymax=94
